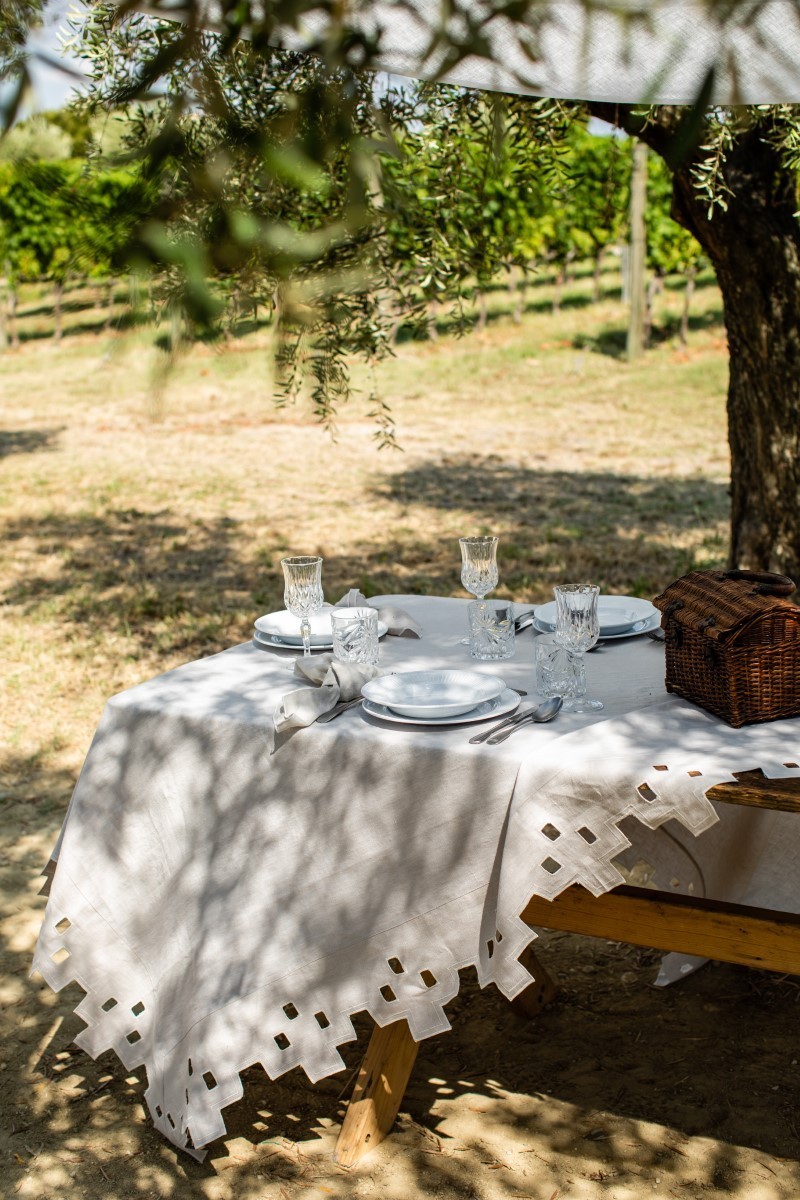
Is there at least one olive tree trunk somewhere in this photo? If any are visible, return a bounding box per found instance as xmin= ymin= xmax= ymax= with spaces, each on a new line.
xmin=589 ymin=105 xmax=800 ymax=582
xmin=669 ymin=126 xmax=800 ymax=581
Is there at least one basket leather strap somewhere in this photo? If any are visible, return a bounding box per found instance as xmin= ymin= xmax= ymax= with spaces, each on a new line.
xmin=723 ymin=569 xmax=796 ymax=596
xmin=663 ymin=599 xmax=684 ymax=646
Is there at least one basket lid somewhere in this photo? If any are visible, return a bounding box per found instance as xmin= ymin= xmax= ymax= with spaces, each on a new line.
xmin=653 ymin=569 xmax=800 ymax=642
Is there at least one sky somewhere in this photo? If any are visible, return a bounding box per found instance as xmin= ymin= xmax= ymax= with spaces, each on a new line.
xmin=25 ymin=0 xmax=89 ymax=113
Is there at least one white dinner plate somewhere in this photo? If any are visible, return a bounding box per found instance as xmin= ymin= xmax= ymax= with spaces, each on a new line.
xmin=532 ymin=611 xmax=662 ymax=641
xmin=361 ymin=669 xmax=506 ymax=719
xmin=534 ymin=595 xmax=659 ymax=636
xmin=362 ymin=688 xmax=520 ymax=727
xmin=254 ymin=608 xmax=387 ymax=647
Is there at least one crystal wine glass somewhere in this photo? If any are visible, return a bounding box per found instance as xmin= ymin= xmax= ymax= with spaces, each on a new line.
xmin=281 ymin=556 xmax=324 ymax=658
xmin=460 ymin=536 xmax=499 ymax=599
xmin=553 ymin=583 xmax=604 ymax=712
xmin=459 ymin=536 xmax=499 ymax=644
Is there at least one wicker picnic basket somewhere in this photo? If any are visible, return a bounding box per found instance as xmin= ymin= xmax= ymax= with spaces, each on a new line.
xmin=653 ymin=569 xmax=800 ymax=728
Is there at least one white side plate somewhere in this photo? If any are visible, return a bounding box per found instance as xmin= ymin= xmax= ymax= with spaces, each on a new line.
xmin=255 ymin=608 xmax=387 ymax=646
xmin=532 ymin=611 xmax=662 ymax=641
xmin=534 ymin=595 xmax=658 ymax=636
xmin=253 ymin=629 xmax=333 ymax=651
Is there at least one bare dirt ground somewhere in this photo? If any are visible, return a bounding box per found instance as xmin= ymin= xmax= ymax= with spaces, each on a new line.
xmin=4 ymin=272 xmax=800 ymax=1199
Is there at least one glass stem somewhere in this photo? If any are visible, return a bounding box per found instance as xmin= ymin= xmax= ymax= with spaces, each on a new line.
xmin=301 ymin=618 xmax=312 ymax=657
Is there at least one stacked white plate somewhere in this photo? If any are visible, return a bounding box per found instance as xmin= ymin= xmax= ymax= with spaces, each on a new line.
xmin=254 ymin=609 xmax=336 ymax=650
xmin=532 ymin=595 xmax=660 ymax=640
xmin=361 ymin=670 xmax=520 ymax=727
xmin=253 ymin=609 xmax=390 ymax=651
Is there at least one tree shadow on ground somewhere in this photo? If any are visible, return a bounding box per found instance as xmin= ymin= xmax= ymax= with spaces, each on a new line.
xmin=6 ymin=905 xmax=800 ymax=1198
xmin=573 ymin=306 xmax=726 ymax=359
xmin=1 ymin=459 xmax=729 ymax=667
xmin=2 ymin=464 xmax=728 ymax=663
xmin=0 ymin=428 xmax=63 ymax=458
xmin=3 ymin=508 xmax=252 ymax=663
xmin=395 ymin=288 xmax=617 ymax=344
xmin=371 ymin=457 xmax=729 ymax=599
xmin=11 ymin=307 xmax=153 ymax=344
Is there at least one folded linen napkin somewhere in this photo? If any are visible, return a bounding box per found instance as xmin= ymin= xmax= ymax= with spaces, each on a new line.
xmin=273 ymin=654 xmax=384 ymax=734
xmin=335 ymin=589 xmax=423 ymax=638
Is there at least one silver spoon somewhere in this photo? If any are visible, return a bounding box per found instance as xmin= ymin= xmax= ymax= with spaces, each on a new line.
xmin=485 ymin=696 xmax=563 ymax=744
xmin=469 ymin=696 xmax=556 ymax=744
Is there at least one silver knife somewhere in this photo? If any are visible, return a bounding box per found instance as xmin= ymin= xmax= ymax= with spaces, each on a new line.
xmin=468 ymin=704 xmax=536 ymax=744
xmin=316 ymin=697 xmax=363 ymax=723
xmin=486 ymin=696 xmax=563 ymax=743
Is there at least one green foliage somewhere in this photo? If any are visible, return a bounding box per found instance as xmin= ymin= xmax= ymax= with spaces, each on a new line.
xmin=0 ymin=114 xmax=72 ymax=161
xmin=6 ymin=5 xmax=743 ymax=420
xmin=66 ymin=7 xmax=590 ymax=432
xmin=560 ymin=124 xmax=630 ymax=261
xmin=38 ymin=108 xmax=95 ymax=157
xmin=379 ymin=89 xmax=572 ymax=329
xmin=0 ymin=159 xmax=156 ymax=283
xmin=645 ymin=152 xmax=706 ymax=276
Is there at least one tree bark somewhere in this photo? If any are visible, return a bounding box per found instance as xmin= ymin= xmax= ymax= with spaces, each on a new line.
xmin=588 ymin=104 xmax=800 ymax=581
xmin=643 ymin=272 xmax=659 ymax=350
xmin=670 ymin=125 xmax=800 ymax=579
xmin=426 ymin=296 xmax=439 ymax=341
xmin=552 ymin=262 xmax=565 ymax=314
xmin=507 ymin=261 xmax=523 ymax=324
xmin=515 ymin=267 xmax=528 ymax=323
xmin=104 ymin=278 xmax=115 ymax=332
xmin=627 ymin=139 xmax=648 ymax=360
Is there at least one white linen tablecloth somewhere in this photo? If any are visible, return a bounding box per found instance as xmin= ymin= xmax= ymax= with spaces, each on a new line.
xmin=32 ymin=596 xmax=800 ymax=1157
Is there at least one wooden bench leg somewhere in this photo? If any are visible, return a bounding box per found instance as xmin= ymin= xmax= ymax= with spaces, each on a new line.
xmin=510 ymin=944 xmax=559 ymax=1019
xmin=334 ymin=1018 xmax=419 ymax=1168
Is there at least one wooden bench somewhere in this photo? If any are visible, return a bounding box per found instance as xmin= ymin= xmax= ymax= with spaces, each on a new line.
xmin=334 ymin=769 xmax=800 ymax=1167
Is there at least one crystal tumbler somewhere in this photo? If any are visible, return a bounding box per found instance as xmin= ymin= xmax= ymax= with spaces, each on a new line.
xmin=331 ymin=607 xmax=380 ymax=666
xmin=468 ymin=600 xmax=515 ymax=661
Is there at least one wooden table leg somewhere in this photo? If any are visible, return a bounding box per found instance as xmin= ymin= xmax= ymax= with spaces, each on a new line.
xmin=510 ymin=944 xmax=559 ymax=1020
xmin=334 ymin=1018 xmax=419 ymax=1168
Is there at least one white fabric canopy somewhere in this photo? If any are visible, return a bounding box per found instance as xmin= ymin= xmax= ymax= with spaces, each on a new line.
xmin=130 ymin=0 xmax=800 ymax=103
xmin=287 ymin=0 xmax=800 ymax=103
